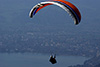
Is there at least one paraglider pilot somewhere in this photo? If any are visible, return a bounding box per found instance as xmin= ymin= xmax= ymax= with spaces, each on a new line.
xmin=49 ymin=54 xmax=57 ymax=64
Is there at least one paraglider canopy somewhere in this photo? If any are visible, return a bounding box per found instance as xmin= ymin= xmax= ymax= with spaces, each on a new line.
xmin=29 ymin=0 xmax=81 ymax=25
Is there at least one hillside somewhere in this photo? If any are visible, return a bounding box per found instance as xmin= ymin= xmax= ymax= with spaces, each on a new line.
xmin=68 ymin=55 xmax=100 ymax=67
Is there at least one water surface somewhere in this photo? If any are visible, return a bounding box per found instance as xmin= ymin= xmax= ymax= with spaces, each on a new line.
xmin=0 ymin=53 xmax=89 ymax=67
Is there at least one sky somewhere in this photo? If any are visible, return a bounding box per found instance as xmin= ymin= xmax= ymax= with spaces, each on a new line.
xmin=0 ymin=0 xmax=100 ymax=50
xmin=0 ymin=0 xmax=100 ymax=32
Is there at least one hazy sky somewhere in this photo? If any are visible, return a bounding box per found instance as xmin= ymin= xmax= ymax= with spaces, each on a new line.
xmin=0 ymin=0 xmax=100 ymax=40
xmin=0 ymin=1 xmax=99 ymax=67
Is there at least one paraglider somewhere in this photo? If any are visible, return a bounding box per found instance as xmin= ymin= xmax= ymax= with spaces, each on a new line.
xmin=29 ymin=0 xmax=81 ymax=25
xmin=49 ymin=54 xmax=57 ymax=64
xmin=29 ymin=0 xmax=81 ymax=64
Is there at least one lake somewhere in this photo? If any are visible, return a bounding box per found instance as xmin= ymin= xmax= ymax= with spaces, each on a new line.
xmin=0 ymin=53 xmax=89 ymax=67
